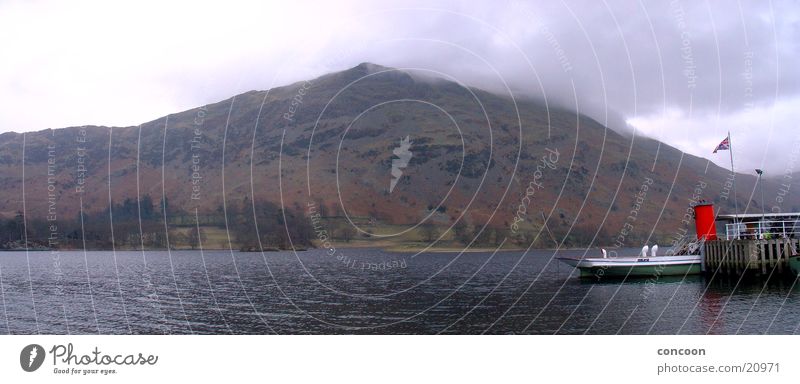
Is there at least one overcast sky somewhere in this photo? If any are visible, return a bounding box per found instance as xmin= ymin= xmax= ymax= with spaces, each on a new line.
xmin=1 ymin=0 xmax=797 ymax=173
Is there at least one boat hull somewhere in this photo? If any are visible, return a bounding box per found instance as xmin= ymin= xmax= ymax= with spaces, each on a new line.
xmin=789 ymin=256 xmax=800 ymax=276
xmin=557 ymin=255 xmax=702 ymax=278
xmin=576 ymin=263 xmax=702 ymax=278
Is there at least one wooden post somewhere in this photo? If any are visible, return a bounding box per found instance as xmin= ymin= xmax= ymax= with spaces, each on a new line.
xmin=706 ymin=241 xmax=719 ymax=271
xmin=774 ymin=239 xmax=779 ymax=270
xmin=727 ymin=240 xmax=733 ymax=274
xmin=737 ymin=240 xmax=743 ymax=274
xmin=714 ymin=241 xmax=719 ymax=270
xmin=745 ymin=241 xmax=751 ymax=273
xmin=712 ymin=241 xmax=717 ymax=270
xmin=764 ymin=240 xmax=770 ymax=272
xmin=711 ymin=241 xmax=719 ymax=272
xmin=724 ymin=241 xmax=730 ymax=274
xmin=774 ymin=239 xmax=780 ymax=271
xmin=768 ymin=239 xmax=775 ymax=272
xmin=747 ymin=241 xmax=752 ymax=273
xmin=736 ymin=241 xmax=742 ymax=271
xmin=736 ymin=240 xmax=748 ymax=274
xmin=780 ymin=239 xmax=785 ymax=272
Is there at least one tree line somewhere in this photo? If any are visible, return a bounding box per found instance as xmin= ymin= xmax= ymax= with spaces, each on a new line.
xmin=0 ymin=195 xmax=312 ymax=250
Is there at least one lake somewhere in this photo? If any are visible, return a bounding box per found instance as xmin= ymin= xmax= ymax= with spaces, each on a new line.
xmin=0 ymin=248 xmax=798 ymax=334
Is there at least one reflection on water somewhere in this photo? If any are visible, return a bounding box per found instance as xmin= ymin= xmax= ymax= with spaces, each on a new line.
xmin=0 ymin=248 xmax=797 ymax=334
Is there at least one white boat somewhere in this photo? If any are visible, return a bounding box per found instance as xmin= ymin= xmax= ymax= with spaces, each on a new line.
xmin=557 ymin=244 xmax=703 ymax=278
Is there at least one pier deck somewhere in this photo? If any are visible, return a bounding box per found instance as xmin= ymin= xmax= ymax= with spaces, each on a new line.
xmin=704 ymin=238 xmax=799 ymax=276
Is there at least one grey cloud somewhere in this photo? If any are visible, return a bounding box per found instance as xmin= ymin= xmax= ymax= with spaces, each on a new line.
xmin=1 ymin=0 xmax=797 ymax=172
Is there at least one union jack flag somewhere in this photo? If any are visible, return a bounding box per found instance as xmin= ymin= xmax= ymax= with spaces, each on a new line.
xmin=713 ymin=135 xmax=730 ymax=153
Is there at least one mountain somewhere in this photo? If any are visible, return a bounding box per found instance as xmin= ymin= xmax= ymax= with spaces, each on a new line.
xmin=1 ymin=62 xmax=797 ymax=248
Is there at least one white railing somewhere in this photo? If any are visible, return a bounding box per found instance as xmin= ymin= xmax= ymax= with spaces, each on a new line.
xmin=725 ymin=220 xmax=800 ymax=240
xmin=666 ymin=235 xmax=703 ymax=256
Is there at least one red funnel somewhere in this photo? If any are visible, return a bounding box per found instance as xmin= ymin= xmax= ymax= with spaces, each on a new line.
xmin=693 ymin=203 xmax=717 ymax=241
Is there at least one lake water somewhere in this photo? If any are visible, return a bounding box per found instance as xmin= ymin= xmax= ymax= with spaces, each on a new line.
xmin=0 ymin=248 xmax=798 ymax=334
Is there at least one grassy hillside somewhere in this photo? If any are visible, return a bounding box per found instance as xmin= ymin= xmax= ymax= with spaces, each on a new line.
xmin=0 ymin=63 xmax=797 ymax=251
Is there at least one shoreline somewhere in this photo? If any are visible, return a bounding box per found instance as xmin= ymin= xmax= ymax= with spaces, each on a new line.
xmin=0 ymin=244 xmax=594 ymax=253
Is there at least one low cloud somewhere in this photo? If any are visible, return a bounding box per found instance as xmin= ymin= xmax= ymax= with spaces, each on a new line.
xmin=0 ymin=0 xmax=797 ymax=172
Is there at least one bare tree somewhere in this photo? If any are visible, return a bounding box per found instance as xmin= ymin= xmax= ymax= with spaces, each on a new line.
xmin=420 ymin=223 xmax=439 ymax=242
xmin=453 ymin=220 xmax=471 ymax=244
xmin=338 ymin=225 xmax=356 ymax=243
xmin=187 ymin=228 xmax=203 ymax=249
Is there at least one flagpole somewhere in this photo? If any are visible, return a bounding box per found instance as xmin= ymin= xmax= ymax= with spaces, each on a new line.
xmin=728 ymin=131 xmax=740 ymax=229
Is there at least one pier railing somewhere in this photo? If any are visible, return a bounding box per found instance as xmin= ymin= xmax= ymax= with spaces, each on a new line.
xmin=724 ymin=220 xmax=800 ymax=240
xmin=704 ymin=238 xmax=799 ymax=275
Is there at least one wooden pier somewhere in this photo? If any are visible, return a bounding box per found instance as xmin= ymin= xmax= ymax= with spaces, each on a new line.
xmin=703 ymin=238 xmax=799 ymax=276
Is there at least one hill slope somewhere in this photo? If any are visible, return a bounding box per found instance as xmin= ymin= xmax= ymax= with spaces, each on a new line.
xmin=1 ymin=63 xmax=796 ymax=248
